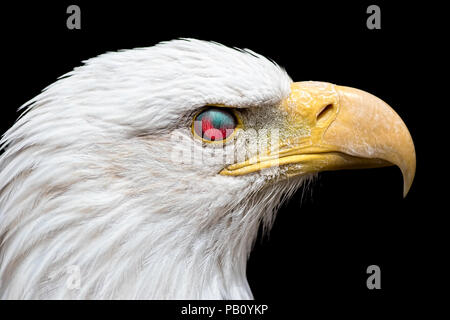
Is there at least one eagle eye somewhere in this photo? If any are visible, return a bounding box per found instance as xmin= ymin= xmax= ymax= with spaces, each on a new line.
xmin=192 ymin=107 xmax=238 ymax=142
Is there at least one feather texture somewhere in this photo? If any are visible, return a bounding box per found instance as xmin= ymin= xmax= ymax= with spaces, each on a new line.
xmin=0 ymin=39 xmax=314 ymax=299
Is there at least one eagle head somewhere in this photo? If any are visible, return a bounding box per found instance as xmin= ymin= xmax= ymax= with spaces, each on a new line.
xmin=0 ymin=39 xmax=415 ymax=299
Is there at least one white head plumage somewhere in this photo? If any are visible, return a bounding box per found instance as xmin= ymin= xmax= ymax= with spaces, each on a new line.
xmin=0 ymin=39 xmax=312 ymax=299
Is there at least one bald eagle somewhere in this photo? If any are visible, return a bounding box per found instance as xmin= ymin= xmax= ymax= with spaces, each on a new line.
xmin=0 ymin=39 xmax=415 ymax=299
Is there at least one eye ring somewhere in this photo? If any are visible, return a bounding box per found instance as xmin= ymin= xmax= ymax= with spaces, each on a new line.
xmin=191 ymin=106 xmax=242 ymax=144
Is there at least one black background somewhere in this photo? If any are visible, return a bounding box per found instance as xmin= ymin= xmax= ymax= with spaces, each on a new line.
xmin=0 ymin=0 xmax=445 ymax=316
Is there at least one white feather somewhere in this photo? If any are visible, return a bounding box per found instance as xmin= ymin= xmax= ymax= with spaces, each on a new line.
xmin=0 ymin=39 xmax=314 ymax=299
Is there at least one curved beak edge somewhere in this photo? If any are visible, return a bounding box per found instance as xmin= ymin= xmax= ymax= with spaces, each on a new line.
xmin=323 ymin=85 xmax=416 ymax=197
xmin=220 ymin=82 xmax=416 ymax=198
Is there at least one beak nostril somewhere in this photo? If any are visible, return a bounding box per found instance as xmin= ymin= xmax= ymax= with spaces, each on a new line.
xmin=316 ymin=104 xmax=334 ymax=124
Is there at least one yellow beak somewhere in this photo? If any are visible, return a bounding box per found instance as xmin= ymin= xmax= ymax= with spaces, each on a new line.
xmin=220 ymin=81 xmax=416 ymax=197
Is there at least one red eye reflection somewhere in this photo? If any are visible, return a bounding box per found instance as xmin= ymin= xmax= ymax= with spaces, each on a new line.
xmin=193 ymin=108 xmax=237 ymax=142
